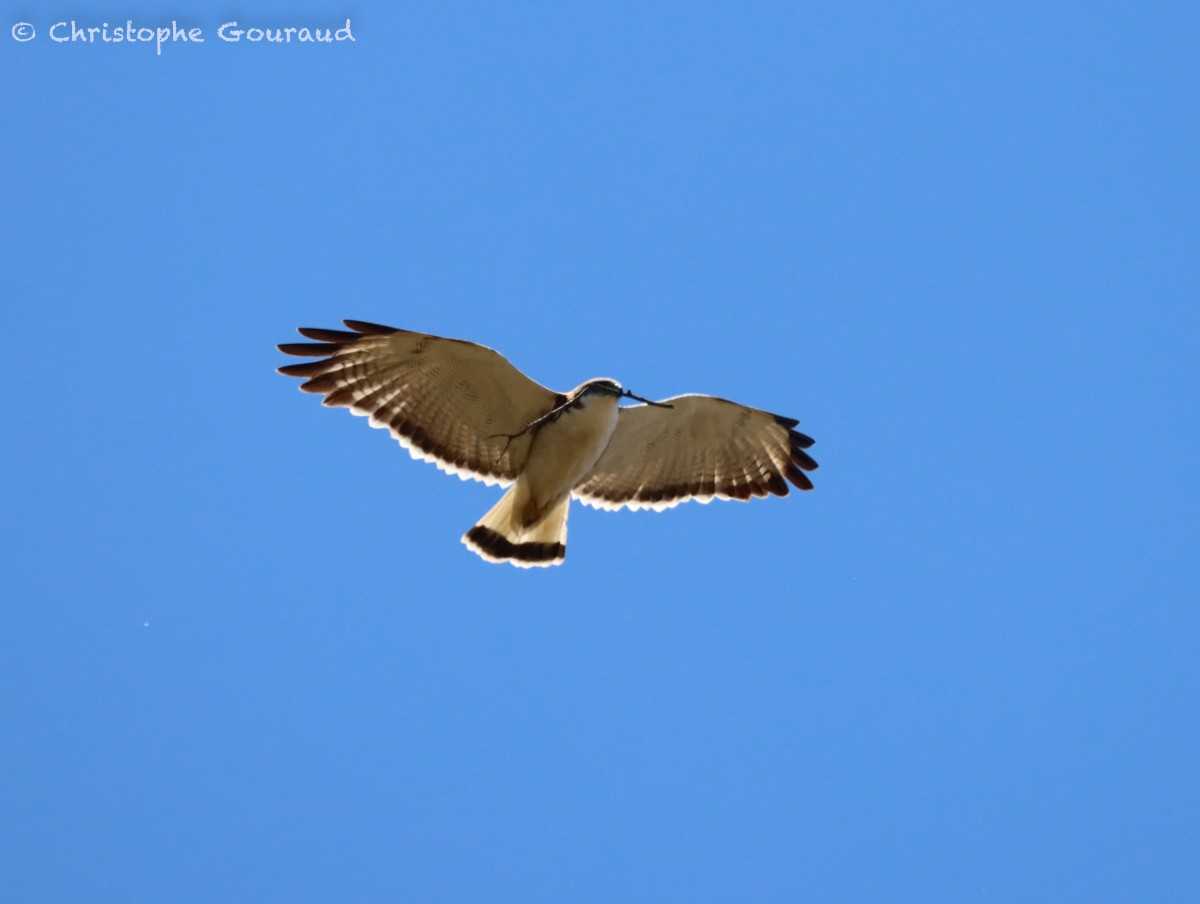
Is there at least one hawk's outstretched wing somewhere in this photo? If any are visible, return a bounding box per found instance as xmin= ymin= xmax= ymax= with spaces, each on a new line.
xmin=277 ymin=320 xmax=559 ymax=486
xmin=572 ymin=395 xmax=818 ymax=511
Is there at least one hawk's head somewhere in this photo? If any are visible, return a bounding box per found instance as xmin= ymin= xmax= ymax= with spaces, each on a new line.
xmin=580 ymin=378 xmax=624 ymax=398
xmin=577 ymin=379 xmax=672 ymax=409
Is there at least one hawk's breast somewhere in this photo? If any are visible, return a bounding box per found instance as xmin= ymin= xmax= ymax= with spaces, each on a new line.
xmin=521 ymin=394 xmax=621 ymax=507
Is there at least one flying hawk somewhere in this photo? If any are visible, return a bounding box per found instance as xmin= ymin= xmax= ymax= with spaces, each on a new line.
xmin=277 ymin=320 xmax=818 ymax=568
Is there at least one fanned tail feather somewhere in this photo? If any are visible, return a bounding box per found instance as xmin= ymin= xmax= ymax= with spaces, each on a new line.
xmin=462 ymin=487 xmax=569 ymax=569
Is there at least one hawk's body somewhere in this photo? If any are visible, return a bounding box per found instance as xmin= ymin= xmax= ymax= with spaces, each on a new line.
xmin=465 ymin=384 xmax=620 ymax=566
xmin=278 ymin=320 xmax=818 ymax=568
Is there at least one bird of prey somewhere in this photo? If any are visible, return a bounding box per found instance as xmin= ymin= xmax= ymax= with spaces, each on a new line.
xmin=277 ymin=320 xmax=818 ymax=568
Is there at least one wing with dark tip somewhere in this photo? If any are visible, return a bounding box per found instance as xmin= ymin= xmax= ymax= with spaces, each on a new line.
xmin=572 ymin=394 xmax=817 ymax=511
xmin=278 ymin=320 xmax=559 ymax=486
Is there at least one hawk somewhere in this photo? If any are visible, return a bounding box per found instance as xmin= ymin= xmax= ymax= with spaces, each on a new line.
xmin=277 ymin=320 xmax=818 ymax=568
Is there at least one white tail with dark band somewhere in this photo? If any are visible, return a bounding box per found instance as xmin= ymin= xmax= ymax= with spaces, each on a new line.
xmin=462 ymin=486 xmax=569 ymax=568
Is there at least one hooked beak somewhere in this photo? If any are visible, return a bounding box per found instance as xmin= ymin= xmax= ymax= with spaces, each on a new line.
xmin=621 ymin=389 xmax=673 ymax=409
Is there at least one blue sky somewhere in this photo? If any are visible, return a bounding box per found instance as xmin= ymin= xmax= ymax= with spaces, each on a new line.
xmin=3 ymin=1 xmax=1198 ymax=901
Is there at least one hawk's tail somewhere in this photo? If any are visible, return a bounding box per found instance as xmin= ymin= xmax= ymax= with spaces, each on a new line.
xmin=462 ymin=487 xmax=569 ymax=569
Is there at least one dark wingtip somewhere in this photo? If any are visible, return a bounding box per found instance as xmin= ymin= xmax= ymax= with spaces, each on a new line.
xmin=765 ymin=473 xmax=790 ymax=497
xmin=782 ymin=418 xmax=818 ymax=490
xmin=278 ymin=360 xmax=334 ymax=378
xmin=773 ymin=413 xmax=800 ymax=429
xmin=296 ymin=326 xmax=362 ymax=342
xmin=278 ymin=342 xmax=342 ymax=357
xmin=789 ymin=429 xmax=816 ymax=450
xmin=343 ymin=319 xmax=399 ymax=335
xmin=792 ymin=449 xmax=819 ymax=471
xmin=785 ymin=463 xmax=815 ymax=490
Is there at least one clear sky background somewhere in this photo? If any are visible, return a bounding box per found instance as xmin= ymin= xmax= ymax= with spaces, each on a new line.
xmin=3 ymin=1 xmax=1198 ymax=901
